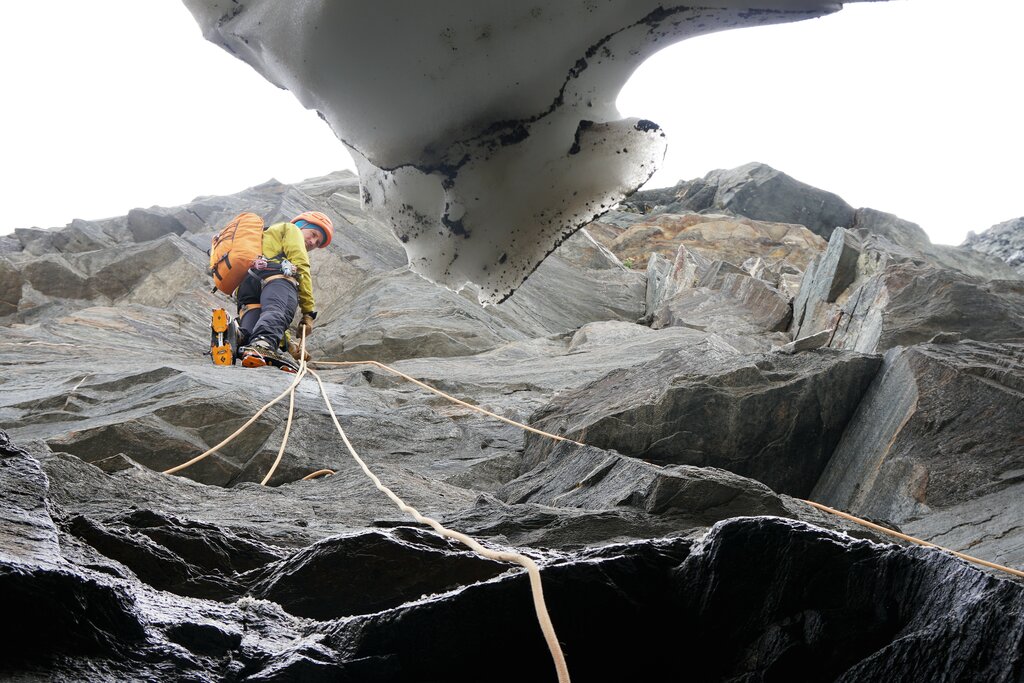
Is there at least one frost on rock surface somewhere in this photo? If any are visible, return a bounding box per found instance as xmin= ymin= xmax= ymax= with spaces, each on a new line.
xmin=182 ymin=1 xmax=859 ymax=303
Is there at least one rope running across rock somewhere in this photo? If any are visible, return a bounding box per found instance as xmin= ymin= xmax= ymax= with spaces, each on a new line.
xmin=162 ymin=341 xmax=572 ymax=682
xmin=161 ymin=347 xmax=1024 ymax=683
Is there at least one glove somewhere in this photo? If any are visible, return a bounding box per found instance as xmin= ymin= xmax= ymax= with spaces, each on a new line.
xmin=298 ymin=313 xmax=316 ymax=338
xmin=288 ymin=338 xmax=312 ymax=362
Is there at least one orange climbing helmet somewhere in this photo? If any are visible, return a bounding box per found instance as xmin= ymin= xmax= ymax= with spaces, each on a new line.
xmin=291 ymin=211 xmax=334 ymax=248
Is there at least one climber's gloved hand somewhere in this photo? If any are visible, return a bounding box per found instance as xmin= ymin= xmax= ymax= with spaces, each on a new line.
xmin=298 ymin=313 xmax=316 ymax=338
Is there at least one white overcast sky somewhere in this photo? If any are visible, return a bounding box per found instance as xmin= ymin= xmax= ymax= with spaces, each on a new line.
xmin=2 ymin=1 xmax=1021 ymax=245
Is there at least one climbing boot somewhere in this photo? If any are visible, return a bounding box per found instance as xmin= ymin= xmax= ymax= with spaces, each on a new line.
xmin=240 ymin=339 xmax=287 ymax=369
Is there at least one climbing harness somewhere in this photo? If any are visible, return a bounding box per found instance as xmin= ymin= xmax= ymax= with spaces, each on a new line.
xmin=260 ymin=273 xmax=300 ymax=288
xmin=239 ymin=302 xmax=262 ymax=318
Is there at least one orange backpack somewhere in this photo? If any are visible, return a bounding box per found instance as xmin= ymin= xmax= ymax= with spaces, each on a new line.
xmin=208 ymin=212 xmax=266 ymax=295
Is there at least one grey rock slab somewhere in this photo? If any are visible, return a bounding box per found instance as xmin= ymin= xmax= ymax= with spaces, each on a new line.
xmin=19 ymin=255 xmax=95 ymax=301
xmin=314 ymin=268 xmax=531 ymax=363
xmin=644 ymin=251 xmax=673 ymax=316
xmin=964 ymin=215 xmax=1024 ymax=274
xmin=525 ymin=347 xmax=882 ymax=497
xmin=499 ymin=442 xmax=790 ymax=521
xmin=0 ymin=235 xmax=20 ymax=255
xmin=790 ymin=254 xmax=817 ymax=332
xmin=777 ymin=329 xmax=832 ymax=355
xmin=36 ymin=447 xmax=477 ymax=549
xmin=2 ymin=351 xmax=524 ymax=493
xmin=0 ymin=433 xmax=61 ymax=568
xmin=855 ymin=207 xmax=1021 ymax=281
xmin=795 ymin=227 xmax=1024 ymax=352
xmin=68 ymin=234 xmax=210 ymax=304
xmin=321 ymin=188 xmax=409 ymax=272
xmin=246 ymin=527 xmax=507 ymax=620
xmin=566 ymin=319 xmax=655 ymax=352
xmin=498 ymin=235 xmax=647 ymax=335
xmin=834 ymin=265 xmax=1024 ymax=353
xmin=812 ymin=341 xmax=1024 ymax=564
xmin=819 ymin=226 xmax=863 ymax=302
xmin=644 ymin=244 xmax=714 ymax=319
xmin=696 ymin=259 xmax=747 ymax=289
xmin=790 ymin=226 xmax=861 ymax=338
xmin=10 ymin=234 xmax=211 ymax=317
xmin=0 ymin=256 xmax=24 ymax=317
xmin=652 ymin=272 xmax=792 ymax=337
xmin=385 ymin=324 xmax=763 ymax=417
xmin=126 ymin=208 xmax=188 ymax=243
xmin=903 ymin=484 xmax=1024 ymax=570
xmin=669 ymin=162 xmax=856 ymax=239
xmin=313 ymin=231 xmax=645 ymax=364
xmin=65 ymin=509 xmax=283 ymax=601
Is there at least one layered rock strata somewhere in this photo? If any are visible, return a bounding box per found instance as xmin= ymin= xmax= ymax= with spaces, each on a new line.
xmin=2 ymin=162 xmax=1022 ymax=681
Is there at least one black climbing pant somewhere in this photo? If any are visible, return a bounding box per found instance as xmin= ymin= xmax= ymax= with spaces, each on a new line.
xmin=237 ymin=274 xmax=298 ymax=348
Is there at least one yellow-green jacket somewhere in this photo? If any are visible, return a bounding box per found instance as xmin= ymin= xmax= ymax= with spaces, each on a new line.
xmin=262 ymin=222 xmax=315 ymax=314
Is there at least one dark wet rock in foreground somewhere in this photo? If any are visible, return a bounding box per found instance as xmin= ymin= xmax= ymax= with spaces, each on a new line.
xmin=3 ymin=162 xmax=1024 ymax=681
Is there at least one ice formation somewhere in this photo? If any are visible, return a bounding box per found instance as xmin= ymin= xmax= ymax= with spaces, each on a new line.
xmin=183 ymin=1 xmax=865 ymax=303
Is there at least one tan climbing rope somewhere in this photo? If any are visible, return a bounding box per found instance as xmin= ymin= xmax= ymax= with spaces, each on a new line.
xmin=312 ymin=360 xmax=585 ymax=446
xmin=164 ymin=348 xmax=1024 ymax=581
xmin=307 ymin=366 xmax=571 ymax=683
xmin=157 ymin=336 xmax=1022 ymax=683
xmin=63 ymin=374 xmax=91 ymax=410
xmin=801 ymin=499 xmax=1024 ymax=579
xmin=260 ymin=330 xmax=310 ymax=486
xmin=301 ymin=468 xmax=335 ymax=480
xmin=162 ymin=348 xmax=307 ymax=475
xmin=161 ymin=337 xmax=572 ymax=680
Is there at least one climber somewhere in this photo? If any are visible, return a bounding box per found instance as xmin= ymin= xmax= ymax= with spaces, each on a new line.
xmin=236 ymin=211 xmax=334 ymax=368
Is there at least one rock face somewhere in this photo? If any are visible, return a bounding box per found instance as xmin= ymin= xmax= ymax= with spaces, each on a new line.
xmin=525 ymin=348 xmax=881 ymax=497
xmin=813 ymin=341 xmax=1024 ymax=567
xmin=179 ymin=4 xmax=882 ymax=302
xmin=792 ymin=228 xmax=1024 ymax=353
xmin=3 ymin=162 xmax=1023 ymax=681
xmin=622 ymin=161 xmax=857 ymax=239
xmin=588 ymin=211 xmax=826 ymax=272
xmin=964 ymin=216 xmax=1024 ymax=275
